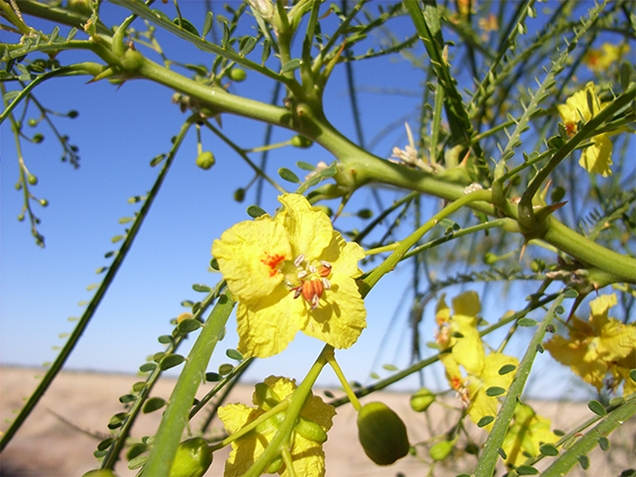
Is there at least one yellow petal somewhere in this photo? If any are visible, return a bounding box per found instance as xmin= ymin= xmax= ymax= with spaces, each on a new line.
xmin=579 ymin=134 xmax=613 ymax=177
xmin=589 ymin=293 xmax=617 ymax=325
xmin=303 ymin=273 xmax=366 ymax=349
xmin=212 ymin=216 xmax=292 ymax=303
xmin=236 ymin=292 xmax=305 ymax=358
xmin=278 ymin=194 xmax=334 ymax=259
xmin=452 ymin=291 xmax=481 ymax=317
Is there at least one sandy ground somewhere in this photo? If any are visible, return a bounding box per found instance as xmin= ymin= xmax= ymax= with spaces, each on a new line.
xmin=1 ymin=366 xmax=634 ymax=477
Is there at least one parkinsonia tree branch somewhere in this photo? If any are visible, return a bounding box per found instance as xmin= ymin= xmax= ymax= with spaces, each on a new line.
xmin=91 ymin=53 xmax=636 ymax=284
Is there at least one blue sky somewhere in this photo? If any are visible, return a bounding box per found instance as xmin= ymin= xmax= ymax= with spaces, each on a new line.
xmin=1 ymin=1 xmax=632 ymax=399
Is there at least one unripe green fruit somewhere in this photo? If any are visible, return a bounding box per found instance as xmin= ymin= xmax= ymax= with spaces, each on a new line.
xmin=357 ymin=402 xmax=410 ymax=466
xmin=229 ymin=68 xmax=247 ymax=82
xmin=168 ymin=437 xmax=213 ymax=477
xmin=290 ymin=135 xmax=313 ymax=148
xmin=81 ymin=469 xmax=119 ymax=477
xmin=195 ymin=151 xmax=215 ymax=170
xmin=27 ymin=174 xmax=38 ymax=185
xmin=409 ymin=388 xmax=435 ymax=412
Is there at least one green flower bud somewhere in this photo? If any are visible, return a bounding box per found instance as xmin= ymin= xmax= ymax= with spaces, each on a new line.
xmin=229 ymin=68 xmax=247 ymax=82
xmin=290 ymin=135 xmax=313 ymax=148
xmin=68 ymin=0 xmax=93 ymax=15
xmin=81 ymin=470 xmax=119 ymax=477
xmin=168 ymin=437 xmax=213 ymax=477
xmin=28 ymin=118 xmax=38 ymax=127
xmin=27 ymin=174 xmax=38 ymax=185
xmin=265 ymin=454 xmax=284 ymax=473
xmin=33 ymin=133 xmax=44 ymax=143
xmin=483 ymin=252 xmax=498 ymax=265
xmin=195 ymin=151 xmax=215 ymax=170
xmin=357 ymin=402 xmax=410 ymax=466
xmin=429 ymin=440 xmax=454 ymax=461
xmin=39 ymin=198 xmax=49 ymax=207
xmin=295 ymin=416 xmax=328 ymax=443
xmin=233 ymin=188 xmax=246 ymax=202
xmin=409 ymin=388 xmax=435 ymax=412
xmin=68 ymin=110 xmax=79 ymax=118
xmin=17 ymin=213 xmax=25 ymax=222
xmin=15 ymin=182 xmax=21 ymax=190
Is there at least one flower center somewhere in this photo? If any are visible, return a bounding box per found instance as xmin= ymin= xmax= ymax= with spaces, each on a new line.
xmin=286 ymin=254 xmax=332 ymax=309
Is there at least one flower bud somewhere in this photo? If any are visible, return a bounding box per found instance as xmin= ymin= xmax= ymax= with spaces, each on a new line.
xmin=357 ymin=401 xmax=410 ymax=465
xmin=229 ymin=68 xmax=247 ymax=82
xmin=429 ymin=440 xmax=454 ymax=461
xmin=195 ymin=151 xmax=215 ymax=170
xmin=295 ymin=416 xmax=328 ymax=443
xmin=27 ymin=174 xmax=38 ymax=185
xmin=168 ymin=437 xmax=213 ymax=477
xmin=33 ymin=133 xmax=44 ymax=143
xmin=409 ymin=388 xmax=435 ymax=412
xmin=290 ymin=135 xmax=313 ymax=148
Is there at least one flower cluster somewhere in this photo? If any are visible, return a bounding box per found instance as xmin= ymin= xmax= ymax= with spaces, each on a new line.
xmin=583 ymin=42 xmax=631 ymax=72
xmin=218 ymin=376 xmax=335 ymax=477
xmin=545 ymin=294 xmax=636 ymax=396
xmin=212 ymin=194 xmax=366 ymax=358
xmin=435 ymin=292 xmax=518 ymax=431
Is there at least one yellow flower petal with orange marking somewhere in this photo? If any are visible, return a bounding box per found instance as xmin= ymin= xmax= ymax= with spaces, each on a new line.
xmin=212 ymin=194 xmax=366 ymax=358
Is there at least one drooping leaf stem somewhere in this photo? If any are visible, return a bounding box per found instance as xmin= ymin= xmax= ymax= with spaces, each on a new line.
xmin=362 ymin=189 xmax=493 ymax=293
xmin=140 ymin=290 xmax=235 ymax=477
xmin=0 ymin=118 xmax=194 ymax=453
xmin=474 ymin=293 xmax=566 ymax=477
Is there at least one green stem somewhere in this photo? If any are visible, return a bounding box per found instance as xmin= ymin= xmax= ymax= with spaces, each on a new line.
xmin=327 ymin=351 xmax=362 ymax=411
xmin=362 ymin=189 xmax=492 ymax=292
xmin=542 ymin=392 xmax=636 ymax=477
xmin=243 ymin=344 xmax=332 ymax=477
xmin=140 ymin=290 xmax=235 ymax=477
xmin=474 ymin=294 xmax=565 ymax=477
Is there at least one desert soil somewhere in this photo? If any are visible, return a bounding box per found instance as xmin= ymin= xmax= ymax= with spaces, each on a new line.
xmin=1 ymin=366 xmax=634 ymax=477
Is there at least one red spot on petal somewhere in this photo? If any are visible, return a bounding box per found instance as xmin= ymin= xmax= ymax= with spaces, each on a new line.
xmin=261 ymin=253 xmax=285 ymax=276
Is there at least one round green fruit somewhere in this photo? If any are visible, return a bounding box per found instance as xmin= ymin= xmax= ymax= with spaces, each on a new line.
xmin=357 ymin=401 xmax=410 ymax=466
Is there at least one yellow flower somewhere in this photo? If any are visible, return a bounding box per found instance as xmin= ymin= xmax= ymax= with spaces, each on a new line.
xmin=584 ymin=43 xmax=631 ymax=72
xmin=218 ymin=376 xmax=336 ymax=477
xmin=212 ymin=193 xmax=366 ymax=358
xmin=557 ymin=82 xmax=614 ymax=177
xmin=557 ymin=82 xmax=613 ymax=177
xmin=501 ymin=403 xmax=559 ymax=468
xmin=436 ymin=292 xmax=519 ymax=430
xmin=545 ymin=294 xmax=636 ymax=395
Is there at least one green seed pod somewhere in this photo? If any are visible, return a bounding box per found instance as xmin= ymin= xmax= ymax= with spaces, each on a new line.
xmin=195 ymin=151 xmax=215 ymax=170
xmin=168 ymin=437 xmax=213 ymax=477
xmin=409 ymin=388 xmax=435 ymax=412
xmin=295 ymin=416 xmax=328 ymax=443
xmin=81 ymin=470 xmax=119 ymax=477
xmin=290 ymin=135 xmax=313 ymax=148
xmin=229 ymin=68 xmax=247 ymax=82
xmin=357 ymin=401 xmax=410 ymax=466
xmin=27 ymin=174 xmax=38 ymax=185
